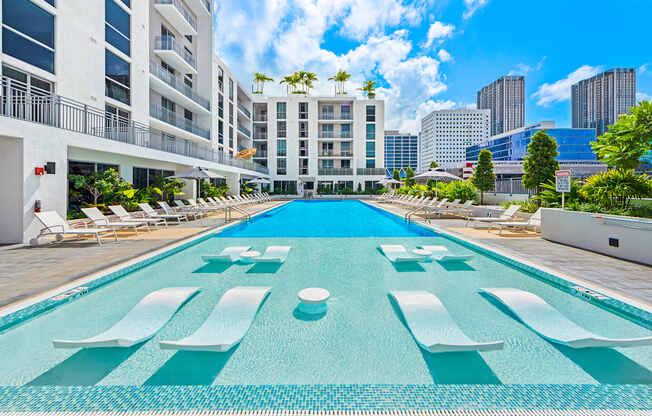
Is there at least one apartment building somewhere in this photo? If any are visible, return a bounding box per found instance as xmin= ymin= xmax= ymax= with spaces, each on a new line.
xmin=571 ymin=68 xmax=636 ymax=136
xmin=252 ymin=96 xmax=386 ymax=194
xmin=0 ymin=0 xmax=265 ymax=244
xmin=384 ymin=130 xmax=418 ymax=173
xmin=419 ymin=108 xmax=490 ymax=171
xmin=477 ymin=75 xmax=525 ymax=136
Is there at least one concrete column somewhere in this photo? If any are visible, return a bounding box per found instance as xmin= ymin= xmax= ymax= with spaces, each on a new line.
xmin=225 ymin=173 xmax=240 ymax=195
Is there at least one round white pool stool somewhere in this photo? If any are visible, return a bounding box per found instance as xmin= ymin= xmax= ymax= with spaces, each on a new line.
xmin=298 ymin=287 xmax=330 ymax=315
xmin=239 ymin=250 xmax=261 ymax=264
xmin=412 ymin=248 xmax=432 ymax=258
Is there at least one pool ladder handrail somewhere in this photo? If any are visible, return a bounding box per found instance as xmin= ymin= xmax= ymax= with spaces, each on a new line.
xmin=405 ymin=199 xmax=434 ymax=222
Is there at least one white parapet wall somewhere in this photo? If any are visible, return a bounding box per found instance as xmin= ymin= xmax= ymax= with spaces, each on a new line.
xmin=541 ymin=208 xmax=652 ymax=266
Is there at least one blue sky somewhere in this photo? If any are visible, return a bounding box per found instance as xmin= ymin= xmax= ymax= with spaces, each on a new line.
xmin=214 ymin=0 xmax=651 ymax=133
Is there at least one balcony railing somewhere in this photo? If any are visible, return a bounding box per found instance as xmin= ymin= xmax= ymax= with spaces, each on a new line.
xmin=0 ymin=76 xmax=268 ymax=174
xmin=154 ymin=0 xmax=197 ymax=32
xmin=253 ymin=114 xmax=268 ymax=122
xmin=237 ymin=103 xmax=251 ymax=119
xmin=319 ymin=112 xmax=353 ymax=120
xmin=150 ymin=103 xmax=210 ymax=139
xmin=237 ymin=124 xmax=251 ymax=138
xmin=318 ymin=131 xmax=353 ymax=139
xmin=253 ymin=151 xmax=268 ymax=158
xmin=154 ymin=36 xmax=196 ymax=70
xmin=357 ymin=168 xmax=386 ymax=175
xmin=149 ymin=61 xmax=209 ymax=110
xmin=318 ymin=151 xmax=353 ymax=157
xmin=253 ymin=134 xmax=267 ymax=140
xmin=318 ymin=168 xmax=353 ymax=175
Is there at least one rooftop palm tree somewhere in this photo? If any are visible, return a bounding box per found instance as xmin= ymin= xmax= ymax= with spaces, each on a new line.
xmin=252 ymin=73 xmax=273 ymax=94
xmin=358 ymin=80 xmax=377 ymax=99
xmin=303 ymin=72 xmax=318 ymax=95
xmin=328 ymin=70 xmax=352 ymax=95
xmin=279 ymin=74 xmax=299 ymax=95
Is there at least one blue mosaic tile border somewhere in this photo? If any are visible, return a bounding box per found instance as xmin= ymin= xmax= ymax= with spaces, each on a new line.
xmin=0 ymin=385 xmax=650 ymax=412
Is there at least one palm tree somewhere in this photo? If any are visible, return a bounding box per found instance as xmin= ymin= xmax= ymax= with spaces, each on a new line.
xmin=303 ymin=72 xmax=318 ymax=95
xmin=253 ymin=73 xmax=273 ymax=94
xmin=358 ymin=80 xmax=377 ymax=99
xmin=328 ymin=70 xmax=351 ymax=95
xmin=279 ymin=74 xmax=298 ymax=95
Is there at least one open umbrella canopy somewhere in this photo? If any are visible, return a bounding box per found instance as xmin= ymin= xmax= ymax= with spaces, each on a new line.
xmin=413 ymin=170 xmax=462 ymax=182
xmin=247 ymin=177 xmax=271 ymax=184
xmin=379 ymin=178 xmax=402 ymax=184
xmin=171 ymin=167 xmax=225 ymax=180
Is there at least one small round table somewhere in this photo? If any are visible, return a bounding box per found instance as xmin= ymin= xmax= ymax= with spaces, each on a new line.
xmin=298 ymin=288 xmax=330 ymax=315
xmin=239 ymin=250 xmax=260 ymax=264
xmin=412 ymin=248 xmax=432 ymax=259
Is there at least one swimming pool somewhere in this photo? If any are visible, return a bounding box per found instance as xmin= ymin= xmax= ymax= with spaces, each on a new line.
xmin=0 ymin=200 xmax=650 ymax=412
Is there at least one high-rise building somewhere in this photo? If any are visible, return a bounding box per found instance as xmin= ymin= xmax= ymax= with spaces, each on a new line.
xmin=251 ymin=96 xmax=386 ymax=194
xmin=0 ymin=0 xmax=267 ymax=244
xmin=419 ymin=109 xmax=490 ymax=170
xmin=477 ymin=75 xmax=525 ymax=136
xmin=571 ymin=68 xmax=636 ymax=136
xmin=384 ymin=130 xmax=418 ymax=173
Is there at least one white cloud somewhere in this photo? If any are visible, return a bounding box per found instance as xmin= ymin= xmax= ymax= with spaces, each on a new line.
xmin=464 ymin=102 xmax=477 ymax=109
xmin=462 ymin=0 xmax=489 ymax=19
xmin=508 ymin=56 xmax=546 ymax=75
xmin=437 ymin=49 xmax=453 ymax=62
xmin=532 ymin=65 xmax=603 ymax=107
xmin=423 ymin=21 xmax=455 ymax=48
xmin=340 ymin=0 xmax=424 ymax=40
xmin=637 ymin=92 xmax=651 ymax=102
xmin=640 ymin=63 xmax=649 ymax=75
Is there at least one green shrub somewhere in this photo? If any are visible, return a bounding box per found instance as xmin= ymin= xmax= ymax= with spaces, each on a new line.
xmin=581 ymin=169 xmax=651 ymax=209
xmin=500 ymin=199 xmax=540 ymax=214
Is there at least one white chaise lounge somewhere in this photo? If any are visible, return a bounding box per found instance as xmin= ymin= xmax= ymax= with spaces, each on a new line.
xmin=480 ymin=288 xmax=652 ymax=349
xmin=159 ymin=286 xmax=271 ymax=352
xmin=81 ymin=207 xmax=146 ymax=235
xmin=53 ymin=287 xmax=199 ymax=348
xmin=109 ymin=205 xmax=166 ymax=228
xmin=251 ymin=246 xmax=292 ymax=263
xmin=380 ymin=245 xmax=426 ymax=263
xmin=202 ymin=246 xmax=252 ymax=263
xmin=466 ymin=205 xmax=521 ymax=228
xmin=138 ymin=203 xmax=186 ymax=223
xmin=419 ymin=245 xmax=474 ymax=263
xmin=494 ymin=208 xmax=542 ymax=234
xmin=35 ymin=211 xmax=116 ymax=246
xmin=390 ymin=290 xmax=504 ymax=353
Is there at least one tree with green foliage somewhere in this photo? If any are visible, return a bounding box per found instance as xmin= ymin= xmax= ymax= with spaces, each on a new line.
xmin=405 ymin=167 xmax=416 ymax=187
xmin=252 ymin=73 xmax=273 ymax=94
xmin=69 ymin=168 xmax=132 ymax=206
xmin=522 ymin=130 xmax=559 ymax=195
xmin=591 ymin=100 xmax=652 ymax=171
xmin=581 ymin=169 xmax=652 ymax=210
xmin=470 ymin=149 xmax=496 ymax=204
xmin=392 ymin=169 xmax=401 ymax=182
xmin=358 ymin=80 xmax=377 ymax=99
xmin=429 ymin=161 xmax=438 ymax=170
xmin=150 ymin=175 xmax=184 ymax=203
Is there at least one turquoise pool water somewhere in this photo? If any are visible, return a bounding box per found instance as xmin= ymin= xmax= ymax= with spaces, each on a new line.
xmin=0 ymin=201 xmax=650 ymax=389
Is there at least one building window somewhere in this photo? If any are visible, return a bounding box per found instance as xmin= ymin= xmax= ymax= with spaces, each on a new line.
xmin=69 ymin=161 xmax=120 ymax=176
xmin=299 ymin=102 xmax=308 ymax=119
xmin=229 ymin=102 xmax=233 ymax=124
xmin=277 ymin=102 xmax=286 ymax=119
xmin=366 ymin=105 xmax=376 ymax=122
xmin=218 ymin=94 xmax=224 ymax=118
xmin=341 ymin=124 xmax=351 ymax=138
xmin=366 ymin=141 xmax=375 ymax=157
xmin=218 ymin=120 xmax=224 ymax=144
xmin=218 ymin=67 xmax=224 ymax=92
xmin=366 ymin=159 xmax=375 ymax=168
xmin=2 ymin=65 xmax=52 ymax=95
xmin=229 ymin=126 xmax=233 ymax=147
xmin=277 ymin=139 xmax=287 ymax=156
xmin=105 ymin=0 xmax=130 ymax=56
xmin=277 ymin=158 xmax=287 ymax=175
xmin=277 ymin=121 xmax=287 ymax=138
xmin=299 ymin=121 xmax=308 ymax=138
xmin=229 ymin=78 xmax=234 ymax=101
xmin=132 ymin=167 xmax=174 ymax=189
xmin=366 ymin=123 xmax=375 ymax=140
xmin=2 ymin=0 xmax=55 ymax=73
xmin=161 ymin=96 xmax=174 ymax=112
xmin=105 ymin=49 xmax=130 ymax=105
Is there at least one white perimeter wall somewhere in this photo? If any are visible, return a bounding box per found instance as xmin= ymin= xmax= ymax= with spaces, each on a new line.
xmin=0 ymin=136 xmax=23 ymax=244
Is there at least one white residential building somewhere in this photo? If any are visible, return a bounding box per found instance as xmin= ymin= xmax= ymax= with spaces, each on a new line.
xmin=419 ymin=108 xmax=490 ymax=171
xmin=251 ymin=96 xmax=386 ymax=194
xmin=0 ymin=0 xmax=265 ymax=244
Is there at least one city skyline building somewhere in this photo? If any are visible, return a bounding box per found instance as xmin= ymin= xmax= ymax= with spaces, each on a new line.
xmin=477 ymin=75 xmax=525 ymax=136
xmin=384 ymin=130 xmax=418 ymax=174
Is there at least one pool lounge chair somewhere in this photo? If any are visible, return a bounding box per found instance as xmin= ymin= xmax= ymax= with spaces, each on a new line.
xmin=251 ymin=246 xmax=292 ymax=263
xmin=390 ymin=291 xmax=504 ymax=353
xmin=437 ymin=200 xmax=474 ymax=217
xmin=138 ymin=203 xmax=186 ymax=223
xmin=380 ymin=245 xmax=426 ymax=263
xmin=466 ymin=205 xmax=521 ymax=228
xmin=480 ymin=288 xmax=652 ymax=349
xmin=160 ymin=286 xmax=271 ymax=352
xmin=81 ymin=207 xmax=146 ymax=235
xmin=53 ymin=287 xmax=200 ymax=348
xmin=202 ymin=246 xmax=251 ymax=263
xmin=109 ymin=205 xmax=166 ymax=228
xmin=35 ymin=211 xmax=116 ymax=246
xmin=494 ymin=208 xmax=542 ymax=234
xmin=419 ymin=245 xmax=474 ymax=263
xmin=172 ymin=200 xmax=207 ymax=218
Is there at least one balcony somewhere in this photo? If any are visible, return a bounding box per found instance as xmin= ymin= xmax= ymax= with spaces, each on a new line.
xmin=237 ymin=124 xmax=251 ymax=138
xmin=237 ymin=102 xmax=251 ymax=119
xmin=318 ymin=131 xmax=353 ymax=139
xmin=357 ymin=168 xmax=386 ymax=175
xmin=153 ymin=0 xmax=197 ymax=36
xmin=318 ymin=151 xmax=353 ymax=157
xmin=186 ymin=0 xmax=211 ymax=16
xmin=253 ymin=151 xmax=268 ymax=158
xmin=150 ymin=103 xmax=210 ymax=140
xmin=318 ymin=168 xmax=353 ymax=175
xmin=253 ymin=114 xmax=268 ymax=122
xmin=149 ymin=61 xmax=209 ymax=113
xmin=319 ymin=112 xmax=353 ymax=121
xmin=154 ymin=36 xmax=197 ymax=74
xmin=253 ymin=133 xmax=267 ymax=140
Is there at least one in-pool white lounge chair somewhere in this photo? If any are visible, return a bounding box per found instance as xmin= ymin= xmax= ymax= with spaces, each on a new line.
xmin=480 ymin=288 xmax=652 ymax=349
xmin=466 ymin=205 xmax=521 ymax=228
xmin=494 ymin=208 xmax=542 ymax=234
xmin=35 ymin=211 xmax=116 ymax=246
xmin=380 ymin=245 xmax=426 ymax=263
xmin=160 ymin=286 xmax=271 ymax=352
xmin=53 ymin=287 xmax=199 ymax=348
xmin=109 ymin=205 xmax=166 ymax=228
xmin=81 ymin=207 xmax=146 ymax=235
xmin=390 ymin=291 xmax=504 ymax=353
xmin=201 ymin=246 xmax=252 ymax=263
xmin=251 ymin=246 xmax=292 ymax=263
xmin=419 ymin=245 xmax=474 ymax=263
xmin=138 ymin=203 xmax=186 ymax=223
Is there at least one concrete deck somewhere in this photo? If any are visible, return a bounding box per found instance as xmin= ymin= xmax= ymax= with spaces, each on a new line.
xmin=0 ymin=201 xmax=284 ymax=309
xmin=370 ymin=201 xmax=652 ymax=307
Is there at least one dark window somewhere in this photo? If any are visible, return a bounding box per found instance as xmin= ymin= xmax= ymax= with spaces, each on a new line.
xmin=3 ymin=0 xmax=55 ymax=48
xmin=105 ymin=0 xmax=130 ymax=53
xmin=185 ymin=35 xmax=192 ymax=43
xmin=366 ymin=105 xmax=376 ymax=122
xmin=2 ymin=28 xmax=54 ymax=73
xmin=105 ymin=49 xmax=130 ymax=104
xmin=277 ymin=140 xmax=287 ymax=156
xmin=184 ymin=109 xmax=193 ymax=121
xmin=366 ymin=159 xmax=375 ymax=168
xmin=117 ymin=0 xmax=130 ymax=7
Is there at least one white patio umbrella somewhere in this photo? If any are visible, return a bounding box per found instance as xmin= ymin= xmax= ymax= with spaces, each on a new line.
xmin=171 ymin=167 xmax=225 ymax=199
xmin=247 ymin=177 xmax=271 ymax=192
xmin=412 ymin=170 xmax=463 ymax=198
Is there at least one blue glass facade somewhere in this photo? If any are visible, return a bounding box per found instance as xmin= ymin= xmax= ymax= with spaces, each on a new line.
xmin=466 ymin=126 xmax=597 ymax=161
xmin=384 ymin=134 xmax=418 ymax=170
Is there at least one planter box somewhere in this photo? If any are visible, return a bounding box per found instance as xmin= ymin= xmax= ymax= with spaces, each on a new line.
xmin=541 ymin=208 xmax=652 ymax=265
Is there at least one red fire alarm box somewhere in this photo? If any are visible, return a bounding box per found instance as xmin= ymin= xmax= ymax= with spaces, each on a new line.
xmin=35 ymin=167 xmax=45 ymax=176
